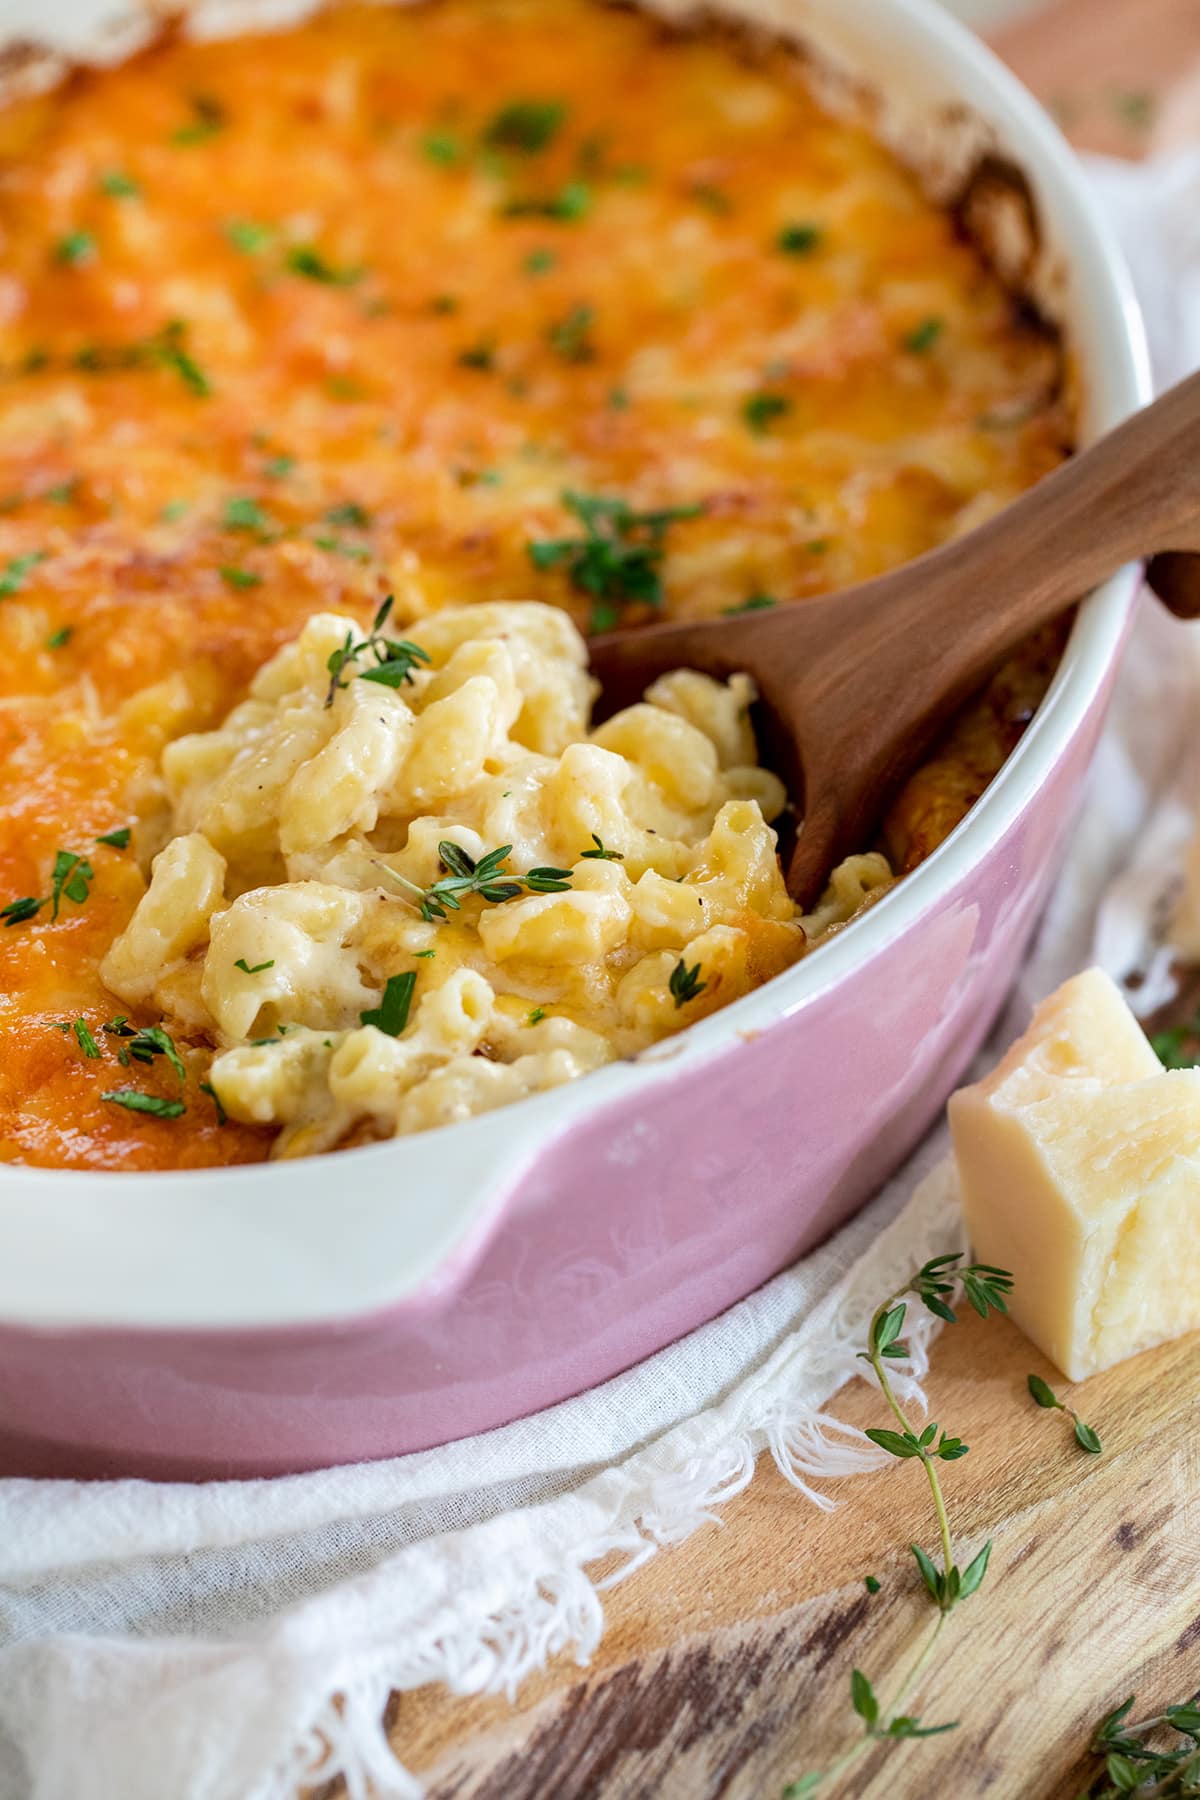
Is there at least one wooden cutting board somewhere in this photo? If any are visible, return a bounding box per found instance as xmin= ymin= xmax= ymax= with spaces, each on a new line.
xmin=306 ymin=5 xmax=1200 ymax=1795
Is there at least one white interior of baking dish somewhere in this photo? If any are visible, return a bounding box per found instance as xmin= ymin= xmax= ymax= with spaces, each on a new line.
xmin=0 ymin=0 xmax=1149 ymax=1327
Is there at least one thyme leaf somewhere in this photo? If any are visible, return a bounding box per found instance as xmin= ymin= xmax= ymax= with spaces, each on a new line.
xmin=360 ymin=970 xmax=417 ymax=1037
xmin=485 ymin=100 xmax=567 ymax=154
xmin=102 ymin=1089 xmax=185 ymax=1119
xmin=669 ymin=958 xmax=706 ymax=1009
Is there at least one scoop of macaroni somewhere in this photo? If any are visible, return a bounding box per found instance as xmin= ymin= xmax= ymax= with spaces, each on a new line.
xmin=101 ymin=602 xmax=890 ymax=1156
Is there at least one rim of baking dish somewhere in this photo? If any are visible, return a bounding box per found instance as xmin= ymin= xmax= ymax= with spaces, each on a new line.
xmin=0 ymin=0 xmax=1151 ymax=1329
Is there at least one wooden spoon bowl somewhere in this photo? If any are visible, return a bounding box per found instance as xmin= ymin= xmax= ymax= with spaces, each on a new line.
xmin=588 ymin=371 xmax=1200 ymax=908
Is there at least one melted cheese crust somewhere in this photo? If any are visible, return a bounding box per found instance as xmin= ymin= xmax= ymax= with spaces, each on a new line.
xmin=0 ymin=0 xmax=1071 ymax=1170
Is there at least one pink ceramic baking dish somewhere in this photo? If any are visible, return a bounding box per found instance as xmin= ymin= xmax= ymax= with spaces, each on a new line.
xmin=0 ymin=0 xmax=1150 ymax=1479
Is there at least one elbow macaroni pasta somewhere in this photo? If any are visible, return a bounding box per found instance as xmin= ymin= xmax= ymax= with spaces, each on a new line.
xmin=102 ymin=602 xmax=885 ymax=1156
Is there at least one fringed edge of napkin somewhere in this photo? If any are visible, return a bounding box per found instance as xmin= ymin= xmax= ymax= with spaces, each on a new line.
xmin=269 ymin=1163 xmax=965 ymax=1800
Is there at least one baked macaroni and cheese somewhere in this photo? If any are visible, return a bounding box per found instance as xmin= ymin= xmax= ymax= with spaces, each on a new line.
xmin=0 ymin=0 xmax=1072 ymax=1169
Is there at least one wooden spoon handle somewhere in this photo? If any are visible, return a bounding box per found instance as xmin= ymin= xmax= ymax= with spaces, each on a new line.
xmin=780 ymin=370 xmax=1200 ymax=902
xmin=895 ymin=366 xmax=1200 ymax=650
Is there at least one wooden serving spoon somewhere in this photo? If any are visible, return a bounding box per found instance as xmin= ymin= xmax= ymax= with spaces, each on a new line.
xmin=588 ymin=368 xmax=1200 ymax=910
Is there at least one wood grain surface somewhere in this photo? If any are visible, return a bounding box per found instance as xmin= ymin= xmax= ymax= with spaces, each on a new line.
xmin=391 ymin=1317 xmax=1200 ymax=1799
xmin=307 ymin=3 xmax=1200 ymax=1795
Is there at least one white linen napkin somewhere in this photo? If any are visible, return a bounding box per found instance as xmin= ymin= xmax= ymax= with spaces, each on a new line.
xmin=0 ymin=150 xmax=1197 ymax=1800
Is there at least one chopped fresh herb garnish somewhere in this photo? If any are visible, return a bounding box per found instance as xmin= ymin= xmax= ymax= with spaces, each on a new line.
xmin=776 ymin=222 xmax=822 ymax=256
xmin=160 ymin=499 xmax=189 ymax=523
xmin=581 ymin=834 xmax=623 ymax=861
xmin=380 ymin=841 xmax=572 ymax=921
xmin=50 ymin=849 xmax=93 ymax=920
xmin=690 ymin=183 xmax=731 ymax=215
xmin=324 ymin=596 xmax=431 ymax=705
xmin=223 ymin=495 xmax=268 ymax=533
xmin=103 ymin=1016 xmax=134 ymax=1036
xmin=263 ymin=453 xmax=295 ymax=480
xmin=485 ymin=100 xmax=566 ymax=154
xmin=723 ymin=593 xmax=777 ymax=614
xmin=73 ymin=1018 xmax=101 ymax=1059
xmin=1 ymin=896 xmax=43 ymax=926
xmin=234 ymin=957 xmax=275 ymax=974
xmin=528 ymin=490 xmax=699 ymax=613
xmin=102 ymin=1089 xmax=185 ymax=1119
xmin=45 ymin=479 xmax=78 ymax=503
xmin=547 ymin=303 xmax=595 ymax=362
xmin=55 ymin=232 xmax=97 ymax=267
xmin=46 ymin=626 xmax=73 ymax=649
xmin=95 ymin=827 xmax=131 ymax=849
xmin=224 ymin=218 xmax=273 ymax=254
xmin=109 ymin=319 xmax=210 ymax=396
xmin=669 ymin=958 xmax=707 ymax=1008
xmin=864 ymin=1575 xmax=881 ymax=1595
xmin=285 ymin=245 xmax=361 ymax=286
xmin=312 ymin=534 xmax=370 ymax=561
xmin=172 ymin=93 xmax=226 ymax=146
xmin=524 ymin=247 xmax=557 ymax=275
xmin=743 ymin=391 xmax=790 ymax=434
xmin=125 ymin=1024 xmax=187 ymax=1087
xmin=325 ymin=501 xmax=370 ymax=529
xmin=219 ymin=566 xmax=262 ymax=590
xmin=904 ymin=317 xmax=944 ymax=354
xmin=430 ymin=294 xmax=459 ymax=315
xmin=0 ymin=551 xmax=48 ymax=597
xmin=458 ymin=341 xmax=497 ymax=371
xmin=527 ymin=1007 xmax=546 ymax=1026
xmin=421 ymin=130 xmax=462 ymax=166
xmin=608 ymin=385 xmax=630 ymax=410
xmin=414 ymin=948 xmax=436 ymax=958
xmin=199 ymin=1080 xmax=227 ymax=1126
xmin=502 ymin=181 xmax=591 ymax=222
xmin=360 ymin=970 xmax=418 ymax=1036
xmin=100 ymin=169 xmax=140 ymax=199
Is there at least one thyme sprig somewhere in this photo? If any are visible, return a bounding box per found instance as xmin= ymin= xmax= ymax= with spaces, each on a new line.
xmin=324 ymin=597 xmax=430 ymax=707
xmin=785 ymin=1253 xmax=1012 ymax=1795
xmin=378 ymin=841 xmax=573 ymax=922
xmin=1026 ymin=1373 xmax=1103 ymax=1454
xmin=1086 ymin=1693 xmax=1200 ymax=1796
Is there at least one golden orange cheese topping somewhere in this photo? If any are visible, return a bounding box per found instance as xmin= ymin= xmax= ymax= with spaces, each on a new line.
xmin=0 ymin=0 xmax=1072 ymax=1170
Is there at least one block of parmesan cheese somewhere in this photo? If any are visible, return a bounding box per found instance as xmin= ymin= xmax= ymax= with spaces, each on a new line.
xmin=948 ymin=967 xmax=1200 ymax=1381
